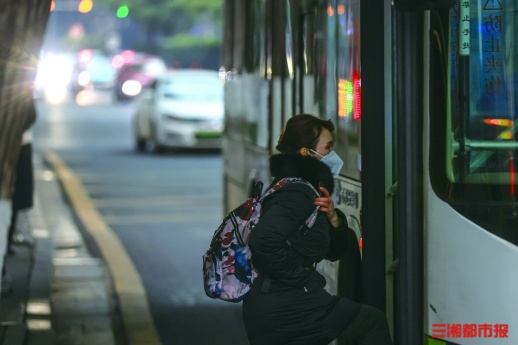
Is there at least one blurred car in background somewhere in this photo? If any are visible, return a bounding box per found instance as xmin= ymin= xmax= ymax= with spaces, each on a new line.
xmin=69 ymin=49 xmax=116 ymax=95
xmin=133 ymin=69 xmax=224 ymax=152
xmin=113 ymin=54 xmax=167 ymax=102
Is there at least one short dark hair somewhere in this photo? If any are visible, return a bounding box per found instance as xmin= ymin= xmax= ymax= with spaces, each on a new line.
xmin=276 ymin=113 xmax=335 ymax=152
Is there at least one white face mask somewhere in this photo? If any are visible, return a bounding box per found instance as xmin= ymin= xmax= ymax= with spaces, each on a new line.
xmin=310 ymin=149 xmax=344 ymax=178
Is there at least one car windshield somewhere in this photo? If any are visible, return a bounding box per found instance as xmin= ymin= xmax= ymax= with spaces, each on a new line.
xmin=85 ymin=56 xmax=115 ymax=79
xmin=161 ymin=75 xmax=223 ymax=100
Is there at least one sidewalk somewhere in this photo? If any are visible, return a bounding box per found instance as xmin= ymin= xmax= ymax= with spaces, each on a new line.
xmin=0 ymin=153 xmax=122 ymax=345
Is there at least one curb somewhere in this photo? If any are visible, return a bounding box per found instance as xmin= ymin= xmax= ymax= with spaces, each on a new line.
xmin=0 ymin=152 xmax=121 ymax=345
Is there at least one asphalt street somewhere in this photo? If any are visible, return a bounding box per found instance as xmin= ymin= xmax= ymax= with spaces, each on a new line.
xmin=33 ymin=94 xmax=248 ymax=344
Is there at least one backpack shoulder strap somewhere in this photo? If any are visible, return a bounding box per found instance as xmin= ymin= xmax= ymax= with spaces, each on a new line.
xmin=259 ymin=177 xmax=320 ymax=228
xmin=259 ymin=177 xmax=319 ymax=200
xmin=287 ymin=178 xmax=320 ymax=198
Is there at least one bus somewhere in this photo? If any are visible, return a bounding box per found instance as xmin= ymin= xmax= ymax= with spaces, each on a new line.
xmin=220 ymin=0 xmax=518 ymax=344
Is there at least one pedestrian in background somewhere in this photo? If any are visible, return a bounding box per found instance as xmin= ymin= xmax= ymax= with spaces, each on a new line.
xmin=7 ymin=127 xmax=35 ymax=252
xmin=2 ymin=107 xmax=35 ymax=295
xmin=242 ymin=114 xmax=393 ymax=345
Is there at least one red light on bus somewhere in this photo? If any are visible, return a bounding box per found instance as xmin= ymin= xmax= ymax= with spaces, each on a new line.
xmin=359 ymin=237 xmax=363 ymax=250
xmin=484 ymin=119 xmax=514 ymax=139
xmin=338 ymin=73 xmax=360 ymax=120
xmin=78 ymin=0 xmax=93 ymax=13
xmin=353 ymin=70 xmax=361 ymax=120
xmin=483 ymin=118 xmax=513 ymax=127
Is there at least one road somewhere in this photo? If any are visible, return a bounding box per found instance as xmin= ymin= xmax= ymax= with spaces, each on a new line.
xmin=32 ymin=94 xmax=248 ymax=345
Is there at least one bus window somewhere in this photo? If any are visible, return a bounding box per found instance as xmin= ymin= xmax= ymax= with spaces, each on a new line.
xmin=298 ymin=1 xmax=335 ymax=118
xmin=335 ymin=0 xmax=361 ymax=181
xmin=430 ymin=0 xmax=518 ymax=245
xmin=224 ymin=0 xmax=269 ymax=148
xmin=245 ymin=0 xmax=268 ymax=148
xmin=245 ymin=0 xmax=266 ymax=74
xmin=223 ymin=1 xmax=245 ymax=142
xmin=448 ymin=1 xmax=518 ymax=190
xmin=222 ymin=0 xmax=233 ymax=70
xmin=293 ymin=0 xmax=360 ymax=181
xmin=232 ymin=1 xmax=246 ymax=73
xmin=297 ymin=2 xmax=317 ymax=115
xmin=324 ymin=2 xmax=338 ymax=122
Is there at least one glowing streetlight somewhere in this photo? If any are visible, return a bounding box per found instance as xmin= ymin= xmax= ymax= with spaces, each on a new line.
xmin=78 ymin=0 xmax=93 ymax=13
xmin=116 ymin=5 xmax=129 ymax=18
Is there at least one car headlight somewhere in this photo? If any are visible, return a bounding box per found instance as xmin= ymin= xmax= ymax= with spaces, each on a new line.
xmin=77 ymin=71 xmax=90 ymax=86
xmin=122 ymin=80 xmax=142 ymax=96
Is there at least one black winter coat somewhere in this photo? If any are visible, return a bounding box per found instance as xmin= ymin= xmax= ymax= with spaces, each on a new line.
xmin=242 ymin=153 xmax=362 ymax=345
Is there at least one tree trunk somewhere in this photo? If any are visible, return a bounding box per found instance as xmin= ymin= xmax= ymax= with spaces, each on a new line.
xmin=0 ymin=0 xmax=51 ymax=199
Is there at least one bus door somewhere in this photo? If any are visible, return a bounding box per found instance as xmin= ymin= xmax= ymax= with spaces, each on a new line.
xmin=331 ymin=0 xmax=365 ymax=309
xmin=292 ymin=0 xmax=364 ymax=316
xmin=425 ymin=0 xmax=518 ymax=344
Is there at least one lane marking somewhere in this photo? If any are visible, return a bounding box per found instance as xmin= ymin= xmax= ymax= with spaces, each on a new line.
xmin=45 ymin=151 xmax=163 ymax=345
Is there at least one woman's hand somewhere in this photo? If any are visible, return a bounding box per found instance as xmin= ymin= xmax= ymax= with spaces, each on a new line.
xmin=315 ymin=187 xmax=340 ymax=228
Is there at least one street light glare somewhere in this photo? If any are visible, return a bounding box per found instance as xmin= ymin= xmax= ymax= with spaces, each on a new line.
xmin=117 ymin=5 xmax=129 ymax=18
xmin=78 ymin=0 xmax=93 ymax=13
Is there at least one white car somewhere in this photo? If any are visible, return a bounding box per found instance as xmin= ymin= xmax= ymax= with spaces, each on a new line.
xmin=133 ymin=69 xmax=224 ymax=152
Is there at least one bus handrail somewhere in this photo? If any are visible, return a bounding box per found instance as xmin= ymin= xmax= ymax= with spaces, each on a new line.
xmin=453 ymin=139 xmax=518 ymax=150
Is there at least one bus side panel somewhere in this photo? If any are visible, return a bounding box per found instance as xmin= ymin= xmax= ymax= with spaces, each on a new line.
xmin=332 ymin=177 xmax=363 ymax=302
xmin=424 ymin=189 xmax=518 ymax=344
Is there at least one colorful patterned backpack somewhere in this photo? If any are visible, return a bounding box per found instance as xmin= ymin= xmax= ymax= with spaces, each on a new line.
xmin=203 ymin=177 xmax=319 ymax=302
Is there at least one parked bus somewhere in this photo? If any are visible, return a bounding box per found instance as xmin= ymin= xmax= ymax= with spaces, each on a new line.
xmin=220 ymin=0 xmax=518 ymax=344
